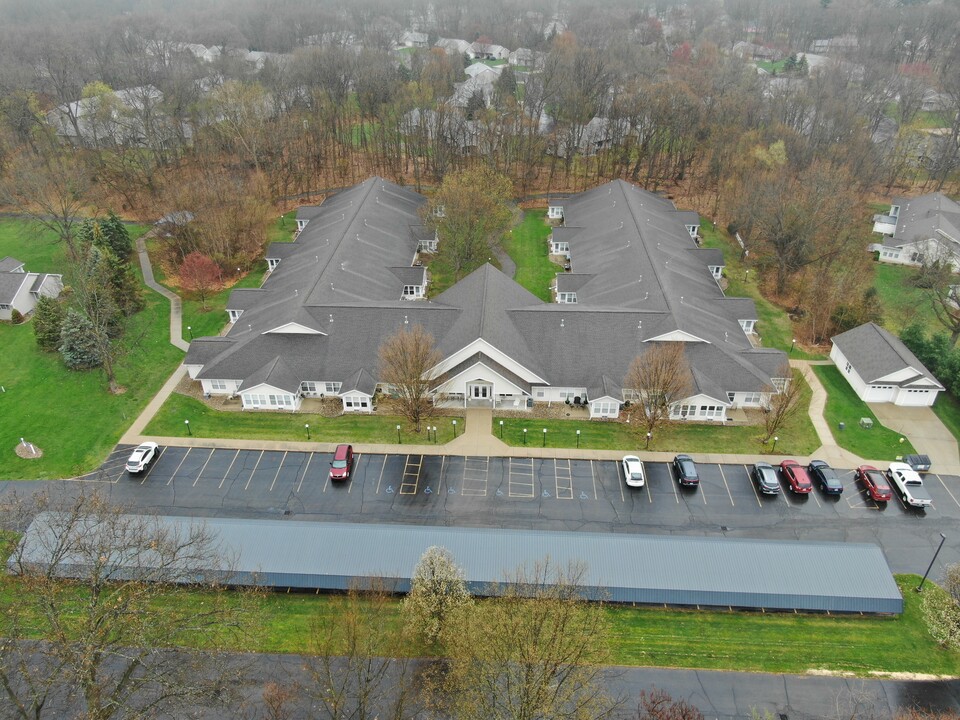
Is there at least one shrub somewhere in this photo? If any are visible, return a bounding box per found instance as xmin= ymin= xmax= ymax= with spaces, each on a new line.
xmin=10 ymin=309 xmax=24 ymax=324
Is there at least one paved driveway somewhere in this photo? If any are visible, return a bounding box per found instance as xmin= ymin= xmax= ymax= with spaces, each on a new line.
xmin=870 ymin=403 xmax=960 ymax=473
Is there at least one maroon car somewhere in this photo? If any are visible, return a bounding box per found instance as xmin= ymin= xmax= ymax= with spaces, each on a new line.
xmin=779 ymin=459 xmax=813 ymax=494
xmin=329 ymin=444 xmax=354 ymax=481
xmin=856 ymin=465 xmax=893 ymax=502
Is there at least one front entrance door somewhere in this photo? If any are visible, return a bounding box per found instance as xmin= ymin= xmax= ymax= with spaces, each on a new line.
xmin=469 ymin=383 xmax=490 ymax=399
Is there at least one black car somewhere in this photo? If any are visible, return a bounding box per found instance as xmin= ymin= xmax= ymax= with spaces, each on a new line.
xmin=751 ymin=462 xmax=780 ymax=495
xmin=672 ymin=454 xmax=699 ymax=486
xmin=808 ymin=460 xmax=843 ymax=494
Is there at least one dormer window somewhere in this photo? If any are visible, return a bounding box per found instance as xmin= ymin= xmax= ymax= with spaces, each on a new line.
xmin=686 ymin=224 xmax=698 ymax=239
xmin=267 ymin=258 xmax=280 ymax=270
xmin=228 ymin=309 xmax=242 ymax=322
xmin=403 ymin=284 xmax=424 ymax=299
xmin=890 ymin=204 xmax=900 ymax=218
xmin=557 ymin=292 xmax=577 ymax=304
xmin=433 ymin=205 xmax=445 ymax=218
xmin=547 ymin=204 xmax=563 ymax=219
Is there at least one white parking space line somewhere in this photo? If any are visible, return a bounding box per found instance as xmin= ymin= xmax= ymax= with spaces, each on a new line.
xmin=509 ymin=458 xmax=535 ymax=498
xmin=296 ymin=453 xmax=314 ymax=493
xmin=668 ymin=467 xmax=679 ymax=504
xmin=718 ymin=465 xmax=734 ymax=507
xmin=243 ymin=451 xmax=264 ymax=491
xmin=269 ymin=451 xmax=288 ymax=492
xmin=744 ymin=465 xmax=763 ymax=507
xmin=400 ymin=455 xmax=422 ymax=495
xmin=589 ymin=461 xmax=598 ymax=500
xmin=348 ymin=453 xmax=361 ymax=492
xmin=936 ymin=474 xmax=960 ymax=509
xmin=614 ymin=462 xmax=625 ymax=503
xmin=166 ymin=448 xmax=192 ymax=486
xmin=436 ymin=456 xmax=446 ymax=495
xmin=219 ymin=450 xmax=240 ymax=489
xmin=555 ymin=459 xmax=573 ymax=500
xmin=375 ymin=455 xmax=388 ymax=494
xmin=461 ymin=457 xmax=489 ymax=497
xmin=140 ymin=447 xmax=167 ymax=485
xmin=193 ymin=450 xmax=214 ymax=487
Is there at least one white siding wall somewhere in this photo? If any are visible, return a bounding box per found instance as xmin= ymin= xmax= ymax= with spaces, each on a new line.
xmin=200 ymin=378 xmax=241 ymax=395
xmin=830 ymin=344 xmax=872 ymax=401
xmin=342 ymin=393 xmax=372 ymax=412
xmin=589 ymin=397 xmax=620 ymax=418
xmin=532 ymin=386 xmax=587 ymax=403
xmin=894 ymin=387 xmax=939 ymax=406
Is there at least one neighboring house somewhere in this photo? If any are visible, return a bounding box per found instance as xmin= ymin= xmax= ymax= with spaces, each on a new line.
xmin=449 ymin=72 xmax=500 ymax=109
xmin=508 ymin=48 xmax=542 ymax=68
xmin=435 ymin=38 xmax=474 ymax=57
xmin=732 ymin=41 xmax=783 ymax=62
xmin=184 ymin=178 xmax=787 ymax=419
xmin=0 ymin=257 xmax=63 ymax=321
xmin=47 ymin=85 xmax=165 ymax=147
xmin=464 ymin=62 xmax=502 ymax=79
xmin=809 ymin=34 xmax=858 ymax=56
xmin=830 ymin=322 xmax=944 ymax=407
xmin=470 ymin=40 xmax=510 ymax=61
xmin=870 ymin=192 xmax=960 ymax=270
xmin=400 ymin=31 xmax=429 ymax=48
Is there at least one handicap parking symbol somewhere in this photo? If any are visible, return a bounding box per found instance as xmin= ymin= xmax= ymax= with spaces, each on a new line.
xmin=385 ymin=485 xmax=395 ymax=494
xmin=496 ymin=488 xmax=504 ymax=496
xmin=424 ymin=486 xmax=432 ymax=494
xmin=542 ymin=489 xmax=551 ymax=498
xmin=448 ymin=487 xmax=457 ymax=494
xmin=580 ymin=491 xmax=589 ymax=500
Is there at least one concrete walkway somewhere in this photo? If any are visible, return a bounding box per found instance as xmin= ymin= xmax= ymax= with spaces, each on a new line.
xmin=870 ymin=403 xmax=960 ymax=474
xmin=136 ymin=231 xmax=189 ymax=352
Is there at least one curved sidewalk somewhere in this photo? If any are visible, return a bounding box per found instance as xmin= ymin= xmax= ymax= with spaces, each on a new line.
xmin=136 ymin=230 xmax=189 ymax=352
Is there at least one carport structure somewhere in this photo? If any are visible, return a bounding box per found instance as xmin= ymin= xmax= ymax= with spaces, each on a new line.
xmin=14 ymin=514 xmax=903 ymax=614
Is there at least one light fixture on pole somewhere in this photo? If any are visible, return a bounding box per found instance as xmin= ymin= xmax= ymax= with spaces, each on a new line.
xmin=452 ymin=420 xmax=457 ymax=438
xmin=184 ymin=419 xmax=191 ymax=436
xmin=791 ymin=338 xmax=796 ymax=354
xmin=499 ymin=420 xmax=504 ymax=438
xmin=187 ymin=325 xmax=193 ymax=340
xmin=523 ymin=428 xmax=527 ymax=445
xmin=918 ymin=533 xmax=947 ymax=592
xmin=773 ymin=435 xmax=779 ymax=452
xmin=542 ymin=428 xmax=547 ymax=447
xmin=645 ymin=431 xmax=651 ymax=449
xmin=305 ymin=423 xmax=310 ymax=440
xmin=397 ymin=424 xmax=402 ymax=444
xmin=576 ymin=429 xmax=581 ymax=448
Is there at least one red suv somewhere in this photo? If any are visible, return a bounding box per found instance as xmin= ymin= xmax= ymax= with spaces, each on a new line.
xmin=856 ymin=465 xmax=893 ymax=502
xmin=329 ymin=444 xmax=354 ymax=481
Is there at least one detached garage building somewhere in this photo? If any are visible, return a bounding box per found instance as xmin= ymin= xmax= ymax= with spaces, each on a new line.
xmin=830 ymin=322 xmax=943 ymax=406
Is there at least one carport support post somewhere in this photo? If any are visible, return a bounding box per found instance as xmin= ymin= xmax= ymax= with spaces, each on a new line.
xmin=184 ymin=419 xmax=191 ymax=436
xmin=918 ymin=533 xmax=947 ymax=592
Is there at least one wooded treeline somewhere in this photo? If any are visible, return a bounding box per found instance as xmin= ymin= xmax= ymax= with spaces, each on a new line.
xmin=0 ymin=0 xmax=958 ymax=342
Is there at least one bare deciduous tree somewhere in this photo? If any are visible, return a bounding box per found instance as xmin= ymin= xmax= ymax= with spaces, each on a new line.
xmin=623 ymin=342 xmax=694 ymax=439
xmin=762 ymin=365 xmax=805 ymax=443
xmin=179 ymin=251 xmax=222 ymax=310
xmin=636 ymin=688 xmax=704 ymax=720
xmin=378 ymin=323 xmax=443 ymax=432
xmin=0 ymin=489 xmax=262 ymax=720
xmin=440 ymin=559 xmax=618 ymax=720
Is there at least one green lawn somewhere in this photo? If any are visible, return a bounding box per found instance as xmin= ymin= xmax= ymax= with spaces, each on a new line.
xmin=144 ymin=394 xmax=462 ymax=444
xmin=501 ymin=210 xmax=562 ymax=301
xmin=495 ymin=371 xmax=818 ymax=455
xmin=0 ymin=219 xmax=71 ymax=268
xmin=0 ymin=277 xmax=183 ymax=480
xmin=4 ymin=573 xmax=952 ymax=675
xmin=755 ymin=59 xmax=787 ymax=73
xmin=812 ymin=365 xmax=917 ymax=459
xmin=871 ymin=262 xmax=940 ymax=335
xmin=932 ymin=392 xmax=960 ymax=443
xmin=699 ymin=221 xmax=824 ymax=360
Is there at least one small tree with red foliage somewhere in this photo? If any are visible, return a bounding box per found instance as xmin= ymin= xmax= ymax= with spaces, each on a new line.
xmin=179 ymin=252 xmax=221 ymax=310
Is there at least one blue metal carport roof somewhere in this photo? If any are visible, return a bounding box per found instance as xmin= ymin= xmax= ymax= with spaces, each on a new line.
xmin=12 ymin=515 xmax=903 ymax=613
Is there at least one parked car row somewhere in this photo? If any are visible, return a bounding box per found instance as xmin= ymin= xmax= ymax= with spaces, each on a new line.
xmin=618 ymin=452 xmax=930 ymax=510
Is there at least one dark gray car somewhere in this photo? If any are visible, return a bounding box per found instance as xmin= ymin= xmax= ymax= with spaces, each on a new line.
xmin=808 ymin=460 xmax=843 ymax=494
xmin=751 ymin=462 xmax=780 ymax=495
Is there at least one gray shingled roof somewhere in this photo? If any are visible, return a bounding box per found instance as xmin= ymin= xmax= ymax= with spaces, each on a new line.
xmin=192 ymin=178 xmax=786 ymax=402
xmin=0 ymin=271 xmax=29 ymax=304
xmin=889 ymin=192 xmax=960 ymax=247
xmin=13 ymin=514 xmax=904 ymax=613
xmin=832 ymin=322 xmax=943 ymax=388
xmin=0 ymin=256 xmax=23 ymax=272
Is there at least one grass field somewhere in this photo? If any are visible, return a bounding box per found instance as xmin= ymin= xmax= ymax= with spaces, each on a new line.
xmin=3 ymin=573 xmax=953 ymax=676
xmin=698 ymin=221 xmax=824 ymax=360
xmin=812 ymin=365 xmax=917 ymax=459
xmin=144 ymin=394 xmax=462 ymax=444
xmin=0 ymin=269 xmax=183 ymax=480
xmin=501 ymin=209 xmax=562 ymax=301
xmin=496 ymin=371 xmax=819 ymax=455
xmin=933 ymin=392 xmax=960 ymax=444
xmin=871 ymin=262 xmax=940 ymax=335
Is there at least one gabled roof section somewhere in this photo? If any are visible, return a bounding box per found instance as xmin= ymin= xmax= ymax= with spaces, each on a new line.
xmin=184 ymin=336 xmax=235 ymax=366
xmin=390 ymin=266 xmax=426 ymax=285
xmin=0 ymin=272 xmax=30 ymax=304
xmin=0 ymin=257 xmax=24 ymax=272
xmin=891 ymin=192 xmax=960 ymax=245
xmin=832 ymin=322 xmax=943 ymax=388
xmin=241 ymin=356 xmax=302 ymax=393
xmin=341 ymin=367 xmax=377 ymax=395
xmin=226 ymin=288 xmax=269 ymax=311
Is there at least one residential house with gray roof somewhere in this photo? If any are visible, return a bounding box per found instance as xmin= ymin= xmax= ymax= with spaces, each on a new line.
xmin=0 ymin=257 xmax=63 ymax=321
xmin=830 ymin=322 xmax=943 ymax=406
xmin=871 ymin=192 xmax=960 ymax=270
xmin=184 ymin=178 xmax=788 ymax=420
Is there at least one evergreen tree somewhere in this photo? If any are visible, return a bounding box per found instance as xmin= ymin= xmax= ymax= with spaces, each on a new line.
xmin=59 ymin=308 xmax=101 ymax=369
xmin=102 ymin=211 xmax=133 ymax=257
xmin=33 ymin=296 xmax=66 ymax=352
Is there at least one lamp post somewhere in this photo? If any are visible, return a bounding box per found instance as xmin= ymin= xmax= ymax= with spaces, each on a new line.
xmin=452 ymin=420 xmax=457 ymax=438
xmin=499 ymin=420 xmax=504 ymax=438
xmin=791 ymin=338 xmax=796 ymax=355
xmin=772 ymin=435 xmax=779 ymax=453
xmin=305 ymin=423 xmax=310 ymax=440
xmin=645 ymin=431 xmax=651 ymax=449
xmin=523 ymin=428 xmax=527 ymax=445
xmin=432 ymin=426 xmax=437 ymax=444
xmin=918 ymin=533 xmax=947 ymax=592
xmin=576 ymin=429 xmax=581 ymax=448
xmin=542 ymin=428 xmax=547 ymax=447
xmin=397 ymin=424 xmax=402 ymax=443
xmin=187 ymin=325 xmax=193 ymax=340
xmin=184 ymin=419 xmax=191 ymax=436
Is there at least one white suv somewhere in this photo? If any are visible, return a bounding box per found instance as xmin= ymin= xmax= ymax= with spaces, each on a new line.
xmin=126 ymin=442 xmax=158 ymax=474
